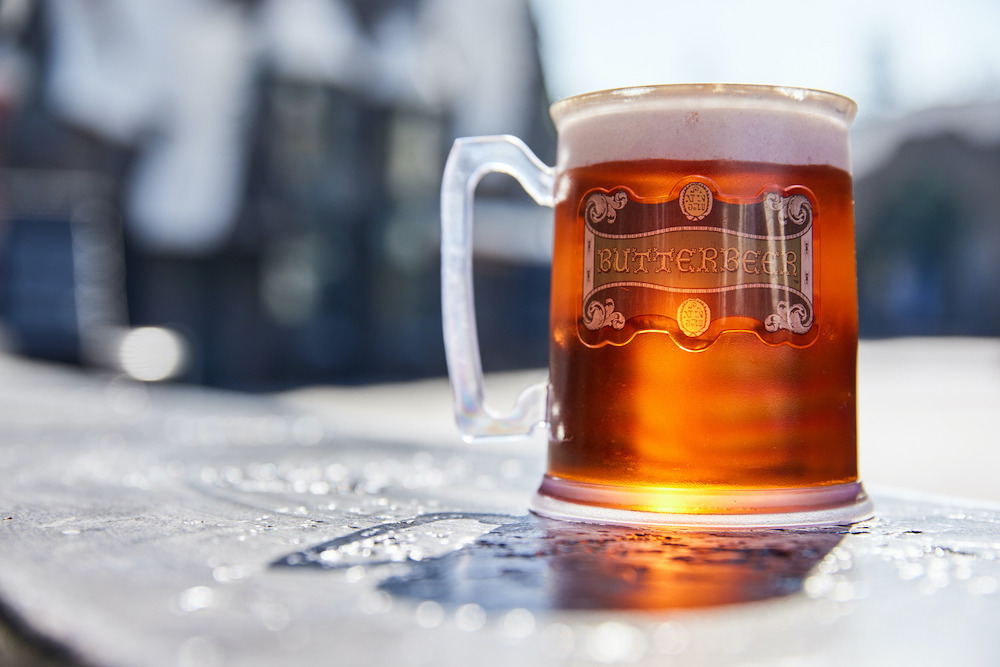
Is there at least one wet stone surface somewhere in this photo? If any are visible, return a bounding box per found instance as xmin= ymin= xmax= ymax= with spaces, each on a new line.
xmin=0 ymin=355 xmax=999 ymax=666
xmin=277 ymin=513 xmax=850 ymax=611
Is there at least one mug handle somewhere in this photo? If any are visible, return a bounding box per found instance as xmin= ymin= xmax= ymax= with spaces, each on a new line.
xmin=440 ymin=135 xmax=555 ymax=441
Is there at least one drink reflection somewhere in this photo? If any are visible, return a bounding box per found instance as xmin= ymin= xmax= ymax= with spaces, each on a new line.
xmin=538 ymin=520 xmax=844 ymax=610
xmin=379 ymin=515 xmax=845 ymax=611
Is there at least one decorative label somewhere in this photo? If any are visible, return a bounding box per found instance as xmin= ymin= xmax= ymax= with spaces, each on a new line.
xmin=580 ymin=178 xmax=817 ymax=350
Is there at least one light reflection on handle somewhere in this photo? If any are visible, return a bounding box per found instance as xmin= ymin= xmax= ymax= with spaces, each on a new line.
xmin=440 ymin=135 xmax=554 ymax=441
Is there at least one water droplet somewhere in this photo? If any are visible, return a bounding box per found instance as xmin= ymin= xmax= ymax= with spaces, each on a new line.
xmin=319 ymin=549 xmax=342 ymax=564
xmin=817 ymin=555 xmax=840 ymax=574
xmin=587 ymin=621 xmax=646 ymax=663
xmin=222 ymin=466 xmax=244 ymax=485
xmin=414 ymin=600 xmax=445 ymax=628
xmin=309 ymin=481 xmax=330 ymax=495
xmin=832 ymin=580 xmax=860 ymax=602
xmin=803 ymin=573 xmax=833 ymax=598
xmin=501 ymin=608 xmax=535 ymax=639
xmin=454 ymin=603 xmax=487 ymax=632
xmin=178 ymin=586 xmax=214 ymax=612
xmin=212 ymin=565 xmax=247 ymax=583
xmin=344 ymin=566 xmax=366 ymax=584
xmin=255 ymin=602 xmax=291 ymax=631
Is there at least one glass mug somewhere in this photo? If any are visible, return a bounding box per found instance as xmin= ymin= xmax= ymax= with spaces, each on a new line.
xmin=441 ymin=84 xmax=874 ymax=527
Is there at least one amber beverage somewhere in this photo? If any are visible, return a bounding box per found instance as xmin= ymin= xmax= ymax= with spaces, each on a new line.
xmin=548 ymin=159 xmax=858 ymax=491
xmin=441 ymin=84 xmax=873 ymax=527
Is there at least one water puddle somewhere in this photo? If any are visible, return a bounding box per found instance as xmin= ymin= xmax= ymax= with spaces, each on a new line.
xmin=275 ymin=513 xmax=846 ymax=610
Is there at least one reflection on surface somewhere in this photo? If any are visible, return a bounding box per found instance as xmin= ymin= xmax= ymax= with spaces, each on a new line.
xmin=278 ymin=513 xmax=845 ymax=611
xmin=534 ymin=520 xmax=845 ymax=610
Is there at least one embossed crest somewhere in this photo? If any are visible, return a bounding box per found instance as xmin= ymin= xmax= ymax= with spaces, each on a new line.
xmin=677 ymin=298 xmax=711 ymax=337
xmin=679 ymin=182 xmax=713 ymax=221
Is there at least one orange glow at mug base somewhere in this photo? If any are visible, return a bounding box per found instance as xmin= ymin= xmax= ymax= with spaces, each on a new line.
xmin=531 ymin=475 xmax=874 ymax=529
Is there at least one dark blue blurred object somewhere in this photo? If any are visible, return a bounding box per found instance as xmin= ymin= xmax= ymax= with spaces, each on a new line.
xmin=0 ymin=217 xmax=78 ymax=361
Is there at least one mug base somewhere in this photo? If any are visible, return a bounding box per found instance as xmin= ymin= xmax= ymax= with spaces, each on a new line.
xmin=530 ymin=475 xmax=874 ymax=529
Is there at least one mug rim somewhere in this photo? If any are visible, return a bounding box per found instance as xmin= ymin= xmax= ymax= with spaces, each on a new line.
xmin=550 ymin=83 xmax=858 ymax=127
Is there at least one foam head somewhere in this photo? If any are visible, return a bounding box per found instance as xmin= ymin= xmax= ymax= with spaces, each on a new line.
xmin=550 ymin=84 xmax=856 ymax=172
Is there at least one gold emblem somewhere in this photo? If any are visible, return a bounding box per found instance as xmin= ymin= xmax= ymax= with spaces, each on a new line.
xmin=677 ymin=298 xmax=711 ymax=337
xmin=679 ymin=182 xmax=713 ymax=221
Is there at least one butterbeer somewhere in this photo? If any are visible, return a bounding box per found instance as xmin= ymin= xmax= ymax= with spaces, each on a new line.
xmin=548 ymin=158 xmax=858 ymax=492
xmin=441 ymin=84 xmax=873 ymax=525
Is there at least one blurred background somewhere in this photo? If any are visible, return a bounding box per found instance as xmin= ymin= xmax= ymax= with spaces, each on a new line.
xmin=0 ymin=0 xmax=996 ymax=391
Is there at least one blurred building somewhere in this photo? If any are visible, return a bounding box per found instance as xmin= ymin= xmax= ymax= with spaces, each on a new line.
xmin=0 ymin=0 xmax=554 ymax=389
xmin=853 ymin=103 xmax=1000 ymax=338
xmin=0 ymin=1 xmax=995 ymax=391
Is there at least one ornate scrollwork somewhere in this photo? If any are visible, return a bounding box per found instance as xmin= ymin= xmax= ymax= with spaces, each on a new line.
xmin=763 ymin=192 xmax=812 ymax=226
xmin=583 ymin=298 xmax=626 ymax=331
xmin=585 ymin=190 xmax=629 ymax=225
xmin=764 ymin=300 xmax=813 ymax=334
